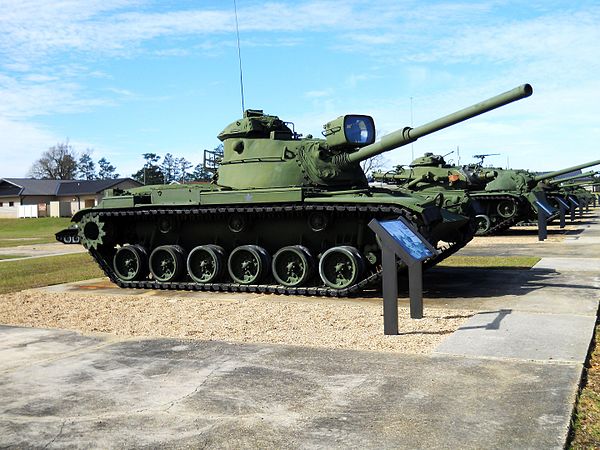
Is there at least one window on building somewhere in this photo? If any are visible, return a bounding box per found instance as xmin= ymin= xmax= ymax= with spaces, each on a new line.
xmin=0 ymin=202 xmax=3 ymax=207
xmin=9 ymin=201 xmax=14 ymax=207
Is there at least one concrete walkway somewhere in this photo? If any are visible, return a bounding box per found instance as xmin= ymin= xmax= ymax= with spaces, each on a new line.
xmin=0 ymin=241 xmax=86 ymax=262
xmin=1 ymin=209 xmax=599 ymax=449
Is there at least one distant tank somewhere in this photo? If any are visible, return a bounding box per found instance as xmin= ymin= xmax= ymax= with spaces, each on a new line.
xmin=542 ymin=171 xmax=598 ymax=209
xmin=65 ymin=84 xmax=532 ymax=295
xmin=55 ymin=224 xmax=80 ymax=244
xmin=475 ymin=160 xmax=600 ymax=233
xmin=372 ymin=152 xmax=495 ymax=219
xmin=374 ymin=155 xmax=600 ymax=235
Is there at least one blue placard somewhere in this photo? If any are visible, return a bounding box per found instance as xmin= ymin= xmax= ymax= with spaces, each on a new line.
xmin=535 ymin=199 xmax=555 ymax=216
xmin=555 ymin=196 xmax=570 ymax=209
xmin=379 ymin=219 xmax=435 ymax=262
xmin=568 ymin=195 xmax=580 ymax=207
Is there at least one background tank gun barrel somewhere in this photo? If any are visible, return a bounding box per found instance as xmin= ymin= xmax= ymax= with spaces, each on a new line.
xmin=561 ymin=180 xmax=600 ymax=188
xmin=344 ymin=84 xmax=532 ymax=165
xmin=533 ymin=159 xmax=600 ymax=182
xmin=547 ymin=170 xmax=598 ymax=186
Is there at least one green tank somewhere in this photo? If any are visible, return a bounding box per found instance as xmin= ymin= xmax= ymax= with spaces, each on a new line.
xmin=374 ymin=155 xmax=600 ymax=235
xmin=551 ymin=176 xmax=600 ymax=209
xmin=67 ymin=84 xmax=531 ymax=296
xmin=475 ymin=160 xmax=600 ymax=233
xmin=372 ymin=152 xmax=495 ymax=219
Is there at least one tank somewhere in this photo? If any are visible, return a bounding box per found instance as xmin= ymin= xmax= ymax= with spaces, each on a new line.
xmin=55 ymin=224 xmax=80 ymax=244
xmin=372 ymin=152 xmax=495 ymax=220
xmin=475 ymin=159 xmax=600 ymax=232
xmin=552 ymin=177 xmax=600 ymax=209
xmin=374 ymin=156 xmax=600 ymax=235
xmin=543 ymin=171 xmax=598 ymax=208
xmin=66 ymin=84 xmax=532 ymax=296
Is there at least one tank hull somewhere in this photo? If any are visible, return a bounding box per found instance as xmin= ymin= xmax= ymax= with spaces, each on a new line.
xmin=71 ymin=187 xmax=473 ymax=296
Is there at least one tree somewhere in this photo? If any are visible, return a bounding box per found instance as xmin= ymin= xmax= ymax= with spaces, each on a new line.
xmin=191 ymin=163 xmax=212 ymax=182
xmin=177 ymin=157 xmax=193 ymax=182
xmin=360 ymin=154 xmax=387 ymax=178
xmin=77 ymin=151 xmax=97 ymax=180
xmin=98 ymin=158 xmax=119 ymax=179
xmin=161 ymin=153 xmax=179 ymax=183
xmin=29 ymin=141 xmax=78 ymax=179
xmin=132 ymin=153 xmax=163 ymax=185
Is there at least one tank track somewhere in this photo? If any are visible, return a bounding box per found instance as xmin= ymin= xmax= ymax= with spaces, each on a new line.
xmin=471 ymin=194 xmax=525 ymax=236
xmin=87 ymin=203 xmax=472 ymax=297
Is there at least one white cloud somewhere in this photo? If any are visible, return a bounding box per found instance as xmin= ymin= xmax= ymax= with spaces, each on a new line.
xmin=0 ymin=117 xmax=60 ymax=176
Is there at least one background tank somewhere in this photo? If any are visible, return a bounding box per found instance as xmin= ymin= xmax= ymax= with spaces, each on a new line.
xmin=374 ymin=155 xmax=600 ymax=235
xmin=474 ymin=159 xmax=600 ymax=232
xmin=372 ymin=152 xmax=496 ymax=220
xmin=68 ymin=84 xmax=532 ymax=296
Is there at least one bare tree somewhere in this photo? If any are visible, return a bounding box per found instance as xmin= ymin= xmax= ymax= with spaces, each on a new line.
xmin=29 ymin=141 xmax=78 ymax=179
xmin=360 ymin=154 xmax=387 ymax=177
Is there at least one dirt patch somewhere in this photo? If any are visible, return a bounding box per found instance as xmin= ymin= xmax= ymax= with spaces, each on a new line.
xmin=0 ymin=290 xmax=473 ymax=354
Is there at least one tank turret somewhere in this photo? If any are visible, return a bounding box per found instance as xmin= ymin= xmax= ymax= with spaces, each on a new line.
xmin=216 ymin=84 xmax=532 ymax=190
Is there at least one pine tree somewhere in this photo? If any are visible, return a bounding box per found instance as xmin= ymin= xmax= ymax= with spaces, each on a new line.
xmin=77 ymin=152 xmax=97 ymax=180
xmin=98 ymin=158 xmax=119 ymax=179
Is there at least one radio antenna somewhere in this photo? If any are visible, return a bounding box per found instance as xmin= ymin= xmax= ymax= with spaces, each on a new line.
xmin=233 ymin=0 xmax=245 ymax=114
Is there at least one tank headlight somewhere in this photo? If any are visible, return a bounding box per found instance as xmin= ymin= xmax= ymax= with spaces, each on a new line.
xmin=323 ymin=115 xmax=375 ymax=149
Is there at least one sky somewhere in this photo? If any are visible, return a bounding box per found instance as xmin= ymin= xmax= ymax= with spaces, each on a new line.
xmin=1 ymin=0 xmax=599 ymax=178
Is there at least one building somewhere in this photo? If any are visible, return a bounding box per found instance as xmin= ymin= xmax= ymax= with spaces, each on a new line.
xmin=0 ymin=178 xmax=141 ymax=218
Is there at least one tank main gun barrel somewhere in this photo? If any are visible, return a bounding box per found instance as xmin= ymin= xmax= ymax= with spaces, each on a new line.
xmin=560 ymin=180 xmax=600 ymax=188
xmin=343 ymin=84 xmax=533 ymax=166
xmin=547 ymin=170 xmax=599 ymax=186
xmin=533 ymin=160 xmax=600 ymax=182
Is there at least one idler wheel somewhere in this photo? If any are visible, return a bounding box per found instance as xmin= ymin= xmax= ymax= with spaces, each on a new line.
xmin=318 ymin=246 xmax=364 ymax=289
xmin=149 ymin=245 xmax=186 ymax=282
xmin=227 ymin=245 xmax=271 ymax=284
xmin=187 ymin=245 xmax=225 ymax=283
xmin=497 ymin=200 xmax=517 ymax=218
xmin=78 ymin=214 xmax=106 ymax=250
xmin=113 ymin=245 xmax=149 ymax=281
xmin=474 ymin=214 xmax=492 ymax=235
xmin=63 ymin=235 xmax=72 ymax=244
xmin=272 ymin=245 xmax=314 ymax=287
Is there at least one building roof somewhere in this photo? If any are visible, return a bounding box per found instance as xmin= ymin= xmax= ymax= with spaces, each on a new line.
xmin=0 ymin=178 xmax=141 ymax=198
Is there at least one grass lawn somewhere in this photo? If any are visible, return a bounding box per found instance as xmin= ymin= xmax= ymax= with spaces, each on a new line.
xmin=438 ymin=255 xmax=541 ymax=269
xmin=0 ymin=253 xmax=102 ymax=295
xmin=0 ymin=217 xmax=72 ymax=248
xmin=570 ymin=323 xmax=600 ymax=449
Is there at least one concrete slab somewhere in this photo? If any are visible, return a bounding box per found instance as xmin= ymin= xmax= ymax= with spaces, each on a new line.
xmin=0 ymin=242 xmax=86 ymax=262
xmin=533 ymin=257 xmax=600 ymax=272
xmin=435 ymin=310 xmax=596 ymax=363
xmin=0 ymin=326 xmax=108 ymax=372
xmin=0 ymin=326 xmax=581 ymax=449
xmin=421 ymin=266 xmax=600 ymax=316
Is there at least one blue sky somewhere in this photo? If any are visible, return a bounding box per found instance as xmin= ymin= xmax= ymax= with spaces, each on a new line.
xmin=1 ymin=0 xmax=599 ymax=177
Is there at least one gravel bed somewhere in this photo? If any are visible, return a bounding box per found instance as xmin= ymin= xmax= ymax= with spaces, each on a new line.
xmin=0 ymin=290 xmax=473 ymax=354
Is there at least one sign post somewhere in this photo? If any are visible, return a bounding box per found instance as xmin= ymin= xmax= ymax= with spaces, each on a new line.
xmin=368 ymin=217 xmax=438 ymax=334
xmin=555 ymin=196 xmax=569 ymax=229
xmin=568 ymin=195 xmax=579 ymax=221
xmin=535 ymin=200 xmax=554 ymax=241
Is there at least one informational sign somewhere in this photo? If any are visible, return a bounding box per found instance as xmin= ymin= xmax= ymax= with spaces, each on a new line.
xmin=568 ymin=195 xmax=580 ymax=207
xmin=378 ymin=218 xmax=436 ymax=262
xmin=368 ymin=217 xmax=439 ymax=333
xmin=555 ymin=196 xmax=570 ymax=209
xmin=535 ymin=199 xmax=555 ymax=217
